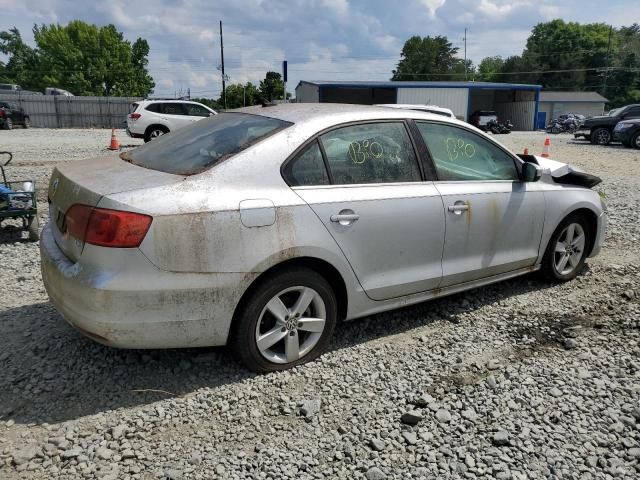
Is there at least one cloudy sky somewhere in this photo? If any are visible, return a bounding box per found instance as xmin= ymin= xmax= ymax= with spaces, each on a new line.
xmin=0 ymin=0 xmax=636 ymax=97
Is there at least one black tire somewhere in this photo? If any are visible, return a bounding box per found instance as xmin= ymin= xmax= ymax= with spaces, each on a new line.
xmin=631 ymin=132 xmax=640 ymax=150
xmin=230 ymin=267 xmax=337 ymax=373
xmin=23 ymin=117 xmax=31 ymax=129
xmin=28 ymin=215 xmax=39 ymax=241
xmin=590 ymin=128 xmax=611 ymax=145
xmin=144 ymin=125 xmax=169 ymax=142
xmin=3 ymin=118 xmax=13 ymax=130
xmin=540 ymin=213 xmax=591 ymax=283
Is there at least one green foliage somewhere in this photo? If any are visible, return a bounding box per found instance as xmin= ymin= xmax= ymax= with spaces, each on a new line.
xmin=0 ymin=27 xmax=39 ymax=89
xmin=259 ymin=71 xmax=285 ymax=101
xmin=0 ymin=21 xmax=155 ymax=96
xmin=392 ymin=35 xmax=470 ymax=81
xmin=223 ymin=82 xmax=260 ymax=109
xmin=477 ymin=20 xmax=640 ymax=107
xmin=477 ymin=56 xmax=505 ymax=82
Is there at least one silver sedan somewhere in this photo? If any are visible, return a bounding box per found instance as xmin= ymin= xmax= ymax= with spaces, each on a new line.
xmin=41 ymin=104 xmax=607 ymax=372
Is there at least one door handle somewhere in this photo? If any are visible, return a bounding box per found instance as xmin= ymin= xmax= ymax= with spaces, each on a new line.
xmin=330 ymin=210 xmax=360 ymax=225
xmin=447 ymin=202 xmax=469 ymax=215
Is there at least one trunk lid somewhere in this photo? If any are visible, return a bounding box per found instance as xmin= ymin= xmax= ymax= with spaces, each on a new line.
xmin=48 ymin=154 xmax=183 ymax=261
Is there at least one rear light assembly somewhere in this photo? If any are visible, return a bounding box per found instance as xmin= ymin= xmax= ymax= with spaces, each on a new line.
xmin=65 ymin=204 xmax=152 ymax=248
xmin=128 ymin=113 xmax=142 ymax=120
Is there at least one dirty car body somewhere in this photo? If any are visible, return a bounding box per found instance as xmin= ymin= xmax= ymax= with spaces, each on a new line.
xmin=41 ymin=104 xmax=607 ymax=371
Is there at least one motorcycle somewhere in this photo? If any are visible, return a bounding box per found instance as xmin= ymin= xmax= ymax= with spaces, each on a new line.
xmin=486 ymin=119 xmax=513 ymax=134
xmin=546 ymin=117 xmax=580 ymax=134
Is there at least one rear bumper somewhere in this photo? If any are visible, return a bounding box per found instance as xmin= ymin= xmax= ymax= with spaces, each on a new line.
xmin=126 ymin=127 xmax=144 ymax=139
xmin=40 ymin=222 xmax=257 ymax=349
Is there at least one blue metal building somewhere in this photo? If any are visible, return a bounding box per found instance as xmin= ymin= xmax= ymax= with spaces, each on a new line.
xmin=295 ymin=80 xmax=543 ymax=131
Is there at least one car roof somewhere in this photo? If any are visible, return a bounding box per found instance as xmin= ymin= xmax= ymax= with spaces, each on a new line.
xmin=236 ymin=103 xmax=467 ymax=128
xmin=141 ymin=99 xmax=204 ymax=104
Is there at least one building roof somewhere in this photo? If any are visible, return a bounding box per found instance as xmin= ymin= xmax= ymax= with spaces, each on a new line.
xmin=540 ymin=91 xmax=608 ymax=103
xmin=297 ymin=80 xmax=542 ymax=91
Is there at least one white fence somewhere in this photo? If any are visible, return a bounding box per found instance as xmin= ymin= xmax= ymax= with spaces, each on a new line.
xmin=0 ymin=93 xmax=142 ymax=128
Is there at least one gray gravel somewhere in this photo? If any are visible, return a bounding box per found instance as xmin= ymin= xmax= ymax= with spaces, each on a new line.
xmin=1 ymin=129 xmax=639 ymax=479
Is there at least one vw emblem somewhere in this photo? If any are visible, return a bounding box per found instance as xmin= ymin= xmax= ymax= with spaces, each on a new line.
xmin=52 ymin=178 xmax=59 ymax=193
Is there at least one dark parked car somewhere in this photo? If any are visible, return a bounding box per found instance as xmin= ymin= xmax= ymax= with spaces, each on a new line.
xmin=574 ymin=104 xmax=640 ymax=145
xmin=0 ymin=102 xmax=31 ymax=129
xmin=614 ymin=118 xmax=640 ymax=149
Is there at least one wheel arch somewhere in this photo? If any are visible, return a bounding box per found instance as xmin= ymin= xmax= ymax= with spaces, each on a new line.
xmin=144 ymin=123 xmax=169 ymax=137
xmin=231 ymin=256 xmax=349 ymax=334
xmin=546 ymin=206 xmax=599 ymax=258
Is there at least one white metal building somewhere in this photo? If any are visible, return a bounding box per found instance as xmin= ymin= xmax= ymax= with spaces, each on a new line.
xmin=295 ymin=80 xmax=543 ymax=131
xmin=538 ymin=91 xmax=608 ymax=126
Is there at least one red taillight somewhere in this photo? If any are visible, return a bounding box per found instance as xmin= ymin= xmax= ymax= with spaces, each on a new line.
xmin=0 ymin=110 xmax=5 ymax=117
xmin=128 ymin=113 xmax=141 ymax=120
xmin=65 ymin=204 xmax=152 ymax=248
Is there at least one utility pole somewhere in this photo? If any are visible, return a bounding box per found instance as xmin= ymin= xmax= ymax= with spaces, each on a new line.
xmin=463 ymin=27 xmax=468 ymax=81
xmin=220 ymin=20 xmax=227 ymax=109
xmin=602 ymin=25 xmax=613 ymax=98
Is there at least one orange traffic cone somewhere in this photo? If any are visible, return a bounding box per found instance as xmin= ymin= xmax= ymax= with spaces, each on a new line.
xmin=523 ymin=147 xmax=529 ymax=155
xmin=541 ymin=137 xmax=551 ymax=158
xmin=108 ymin=128 xmax=120 ymax=151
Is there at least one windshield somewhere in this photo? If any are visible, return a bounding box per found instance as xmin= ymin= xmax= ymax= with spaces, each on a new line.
xmin=121 ymin=112 xmax=292 ymax=175
xmin=608 ymin=108 xmax=622 ymax=116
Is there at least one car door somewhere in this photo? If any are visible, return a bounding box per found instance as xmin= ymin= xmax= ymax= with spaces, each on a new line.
xmin=285 ymin=121 xmax=445 ymax=300
xmin=414 ymin=121 xmax=545 ymax=287
xmin=160 ymin=103 xmax=191 ymax=129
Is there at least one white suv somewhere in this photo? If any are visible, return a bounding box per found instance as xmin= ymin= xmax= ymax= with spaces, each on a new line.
xmin=127 ymin=100 xmax=217 ymax=142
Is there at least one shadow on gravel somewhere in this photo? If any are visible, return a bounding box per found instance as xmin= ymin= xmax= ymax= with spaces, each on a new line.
xmin=0 ymin=273 xmax=561 ymax=426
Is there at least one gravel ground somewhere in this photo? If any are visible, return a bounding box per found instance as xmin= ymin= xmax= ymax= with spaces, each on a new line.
xmin=0 ymin=129 xmax=639 ymax=480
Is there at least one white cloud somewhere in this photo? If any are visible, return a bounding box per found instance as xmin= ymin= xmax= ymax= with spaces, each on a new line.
xmin=418 ymin=0 xmax=446 ymax=18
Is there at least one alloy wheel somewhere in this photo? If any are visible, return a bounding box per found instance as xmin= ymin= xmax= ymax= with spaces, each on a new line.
xmin=255 ymin=286 xmax=327 ymax=364
xmin=634 ymin=134 xmax=640 ymax=149
xmin=150 ymin=129 xmax=165 ymax=139
xmin=554 ymin=223 xmax=586 ymax=276
xmin=595 ymin=129 xmax=610 ymax=145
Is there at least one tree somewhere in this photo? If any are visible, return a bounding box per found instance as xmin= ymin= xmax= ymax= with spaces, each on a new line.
xmin=477 ymin=56 xmax=505 ymax=82
xmin=32 ymin=21 xmax=155 ymax=96
xmin=223 ymin=82 xmax=260 ymax=109
xmin=259 ymin=71 xmax=284 ymax=101
xmin=392 ymin=35 xmax=466 ymax=81
xmin=0 ymin=22 xmax=155 ymax=96
xmin=0 ymin=27 xmax=39 ymax=89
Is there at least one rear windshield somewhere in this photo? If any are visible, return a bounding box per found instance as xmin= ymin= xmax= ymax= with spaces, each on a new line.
xmin=121 ymin=112 xmax=292 ymax=175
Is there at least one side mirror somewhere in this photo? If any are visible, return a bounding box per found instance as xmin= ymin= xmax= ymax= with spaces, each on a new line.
xmin=522 ymin=162 xmax=541 ymax=182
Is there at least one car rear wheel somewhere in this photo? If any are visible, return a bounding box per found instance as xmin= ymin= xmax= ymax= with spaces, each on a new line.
xmin=231 ymin=268 xmax=337 ymax=372
xmin=23 ymin=117 xmax=30 ymax=129
xmin=3 ymin=118 xmax=12 ymax=130
xmin=590 ymin=128 xmax=611 ymax=145
xmin=541 ymin=214 xmax=590 ymax=282
xmin=144 ymin=125 xmax=169 ymax=142
xmin=632 ymin=132 xmax=640 ymax=150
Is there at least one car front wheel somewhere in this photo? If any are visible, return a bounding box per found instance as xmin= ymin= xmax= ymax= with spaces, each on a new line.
xmin=231 ymin=268 xmax=337 ymax=372
xmin=541 ymin=214 xmax=591 ymax=282
xmin=3 ymin=118 xmax=12 ymax=130
xmin=591 ymin=128 xmax=611 ymax=145
xmin=631 ymin=132 xmax=640 ymax=150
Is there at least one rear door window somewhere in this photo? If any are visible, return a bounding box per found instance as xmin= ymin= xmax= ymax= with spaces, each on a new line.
xmin=122 ymin=112 xmax=292 ymax=175
xmin=161 ymin=103 xmax=186 ymax=115
xmin=319 ymin=122 xmax=421 ymax=185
